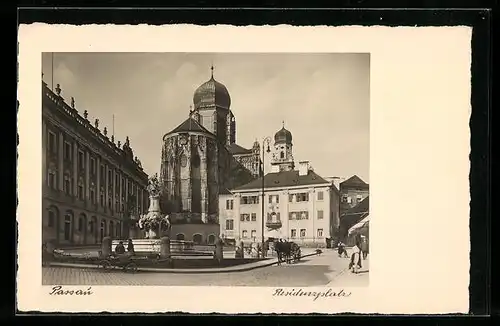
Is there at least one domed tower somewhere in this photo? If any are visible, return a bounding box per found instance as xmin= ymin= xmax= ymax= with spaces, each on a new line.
xmin=192 ymin=65 xmax=234 ymax=146
xmin=271 ymin=121 xmax=295 ymax=172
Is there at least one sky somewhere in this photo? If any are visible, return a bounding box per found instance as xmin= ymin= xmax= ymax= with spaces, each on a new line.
xmin=42 ymin=52 xmax=370 ymax=183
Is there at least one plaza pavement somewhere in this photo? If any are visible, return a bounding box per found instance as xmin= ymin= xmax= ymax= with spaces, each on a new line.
xmin=42 ymin=248 xmax=369 ymax=287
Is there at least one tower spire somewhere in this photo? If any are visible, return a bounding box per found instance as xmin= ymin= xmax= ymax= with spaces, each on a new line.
xmin=282 ymin=120 xmax=285 ymax=128
xmin=210 ymin=61 xmax=214 ymax=78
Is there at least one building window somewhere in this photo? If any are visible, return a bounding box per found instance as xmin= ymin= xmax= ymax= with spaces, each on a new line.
xmin=251 ymin=230 xmax=257 ymax=239
xmin=121 ymin=178 xmax=126 ymax=194
xmin=269 ymin=195 xmax=279 ymax=204
xmin=108 ymin=170 xmax=112 ymax=186
xmin=48 ymin=171 xmax=56 ymax=189
xmin=115 ymin=174 xmax=120 ymax=188
xmin=90 ymin=157 xmax=96 ymax=175
xmin=280 ymin=151 xmax=284 ymax=159
xmin=317 ymin=210 xmax=324 ymax=219
xmin=240 ymin=214 xmax=250 ymax=222
xmin=48 ymin=131 xmax=56 ymax=154
xmin=240 ymin=196 xmax=259 ymax=204
xmin=317 ymin=228 xmax=324 ymax=238
xmin=317 ymin=191 xmax=324 ymax=200
xmin=100 ymin=165 xmax=105 ymax=181
xmin=64 ymin=214 xmax=71 ymax=241
xmin=90 ymin=189 xmax=95 ymax=204
xmin=300 ymin=229 xmax=306 ymax=238
xmin=289 ymin=192 xmax=309 ymax=203
xmin=251 ymin=213 xmax=257 ymax=221
xmin=63 ymin=178 xmax=71 ymax=195
xmin=78 ymin=151 xmax=84 ymax=170
xmin=78 ymin=184 xmax=84 ymax=200
xmin=78 ymin=217 xmax=84 ymax=232
xmin=108 ymin=198 xmax=112 ymax=208
xmin=290 ymin=229 xmax=297 ymax=238
xmin=64 ymin=141 xmax=71 ymax=161
xmin=225 ymin=219 xmax=234 ymax=230
xmin=289 ymin=211 xmax=309 ymax=220
xmin=226 ymin=199 xmax=234 ymax=210
xmin=100 ymin=193 xmax=104 ymax=206
xmin=176 ymin=233 xmax=185 ymax=241
xmin=242 ymin=230 xmax=248 ymax=239
xmin=48 ymin=210 xmax=55 ymax=227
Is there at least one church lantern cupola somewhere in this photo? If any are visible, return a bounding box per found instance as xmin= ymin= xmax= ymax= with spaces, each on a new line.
xmin=192 ymin=65 xmax=231 ymax=111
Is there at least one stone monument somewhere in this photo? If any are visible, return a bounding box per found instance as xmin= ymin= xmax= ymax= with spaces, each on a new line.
xmin=137 ymin=173 xmax=171 ymax=239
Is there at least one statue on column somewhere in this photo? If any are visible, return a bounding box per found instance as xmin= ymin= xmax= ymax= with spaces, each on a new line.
xmin=137 ymin=173 xmax=170 ymax=239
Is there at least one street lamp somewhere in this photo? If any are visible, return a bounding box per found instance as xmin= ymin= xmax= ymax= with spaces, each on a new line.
xmin=261 ymin=136 xmax=272 ymax=258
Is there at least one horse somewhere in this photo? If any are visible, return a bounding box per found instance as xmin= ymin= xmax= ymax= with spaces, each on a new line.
xmin=274 ymin=240 xmax=301 ymax=265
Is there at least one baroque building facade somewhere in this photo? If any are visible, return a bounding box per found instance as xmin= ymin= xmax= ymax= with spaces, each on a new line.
xmin=219 ymin=125 xmax=341 ymax=247
xmin=159 ymin=67 xmax=259 ymax=244
xmin=42 ymin=80 xmax=149 ymax=246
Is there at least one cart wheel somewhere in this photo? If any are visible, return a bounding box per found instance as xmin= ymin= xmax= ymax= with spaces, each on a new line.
xmin=125 ymin=262 xmax=138 ymax=273
xmin=99 ymin=260 xmax=111 ymax=271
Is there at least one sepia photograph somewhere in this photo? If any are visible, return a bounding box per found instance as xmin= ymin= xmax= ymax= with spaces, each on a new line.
xmin=40 ymin=52 xmax=370 ymax=287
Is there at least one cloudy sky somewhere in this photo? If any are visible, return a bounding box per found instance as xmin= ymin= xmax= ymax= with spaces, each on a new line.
xmin=42 ymin=52 xmax=369 ymax=183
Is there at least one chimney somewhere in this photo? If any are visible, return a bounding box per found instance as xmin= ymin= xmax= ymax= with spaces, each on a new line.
xmin=298 ymin=161 xmax=310 ymax=176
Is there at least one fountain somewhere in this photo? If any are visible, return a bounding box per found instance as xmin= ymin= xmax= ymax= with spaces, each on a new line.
xmin=137 ymin=173 xmax=171 ymax=239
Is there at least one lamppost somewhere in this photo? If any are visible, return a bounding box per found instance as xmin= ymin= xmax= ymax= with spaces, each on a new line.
xmin=261 ymin=136 xmax=272 ymax=258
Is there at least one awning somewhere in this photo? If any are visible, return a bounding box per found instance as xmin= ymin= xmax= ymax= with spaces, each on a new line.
xmin=348 ymin=215 xmax=369 ymax=235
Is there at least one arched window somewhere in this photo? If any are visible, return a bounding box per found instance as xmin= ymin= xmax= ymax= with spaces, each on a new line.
xmin=207 ymin=234 xmax=216 ymax=244
xmin=64 ymin=212 xmax=72 ymax=241
xmin=176 ymin=233 xmax=185 ymax=241
xmin=116 ymin=223 xmax=121 ymax=238
xmin=280 ymin=151 xmax=285 ymax=159
xmin=109 ymin=221 xmax=114 ymax=237
xmin=78 ymin=214 xmax=85 ymax=232
xmin=47 ymin=206 xmax=58 ymax=228
xmin=192 ymin=233 xmax=203 ymax=244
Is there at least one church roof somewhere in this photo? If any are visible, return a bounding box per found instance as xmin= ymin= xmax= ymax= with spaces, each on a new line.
xmin=340 ymin=175 xmax=369 ymax=190
xmin=233 ymin=170 xmax=330 ymax=191
xmin=228 ymin=143 xmax=252 ymax=155
xmin=165 ymin=117 xmax=213 ymax=137
xmin=193 ymin=67 xmax=231 ymax=111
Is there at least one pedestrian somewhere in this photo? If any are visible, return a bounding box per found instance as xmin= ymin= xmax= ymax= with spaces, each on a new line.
xmin=127 ymin=238 xmax=135 ymax=256
xmin=115 ymin=241 xmax=126 ymax=255
xmin=337 ymin=241 xmax=349 ymax=258
xmin=348 ymin=240 xmax=362 ymax=274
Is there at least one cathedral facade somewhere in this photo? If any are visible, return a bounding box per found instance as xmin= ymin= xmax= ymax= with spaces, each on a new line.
xmin=159 ymin=67 xmax=260 ymax=243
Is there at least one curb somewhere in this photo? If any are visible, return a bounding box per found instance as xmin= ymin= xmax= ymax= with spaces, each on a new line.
xmin=47 ymin=252 xmax=319 ymax=274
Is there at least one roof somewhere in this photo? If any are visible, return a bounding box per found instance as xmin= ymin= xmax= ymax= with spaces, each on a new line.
xmin=165 ymin=117 xmax=213 ymax=136
xmin=233 ymin=169 xmax=330 ymax=191
xmin=228 ymin=143 xmax=252 ymax=155
xmin=339 ymin=196 xmax=370 ymax=237
xmin=219 ymin=188 xmax=232 ymax=195
xmin=340 ymin=175 xmax=369 ymax=189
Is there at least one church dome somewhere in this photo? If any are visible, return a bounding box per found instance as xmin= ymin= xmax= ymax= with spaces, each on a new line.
xmin=193 ymin=67 xmax=231 ymax=111
xmin=274 ymin=125 xmax=293 ymax=145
